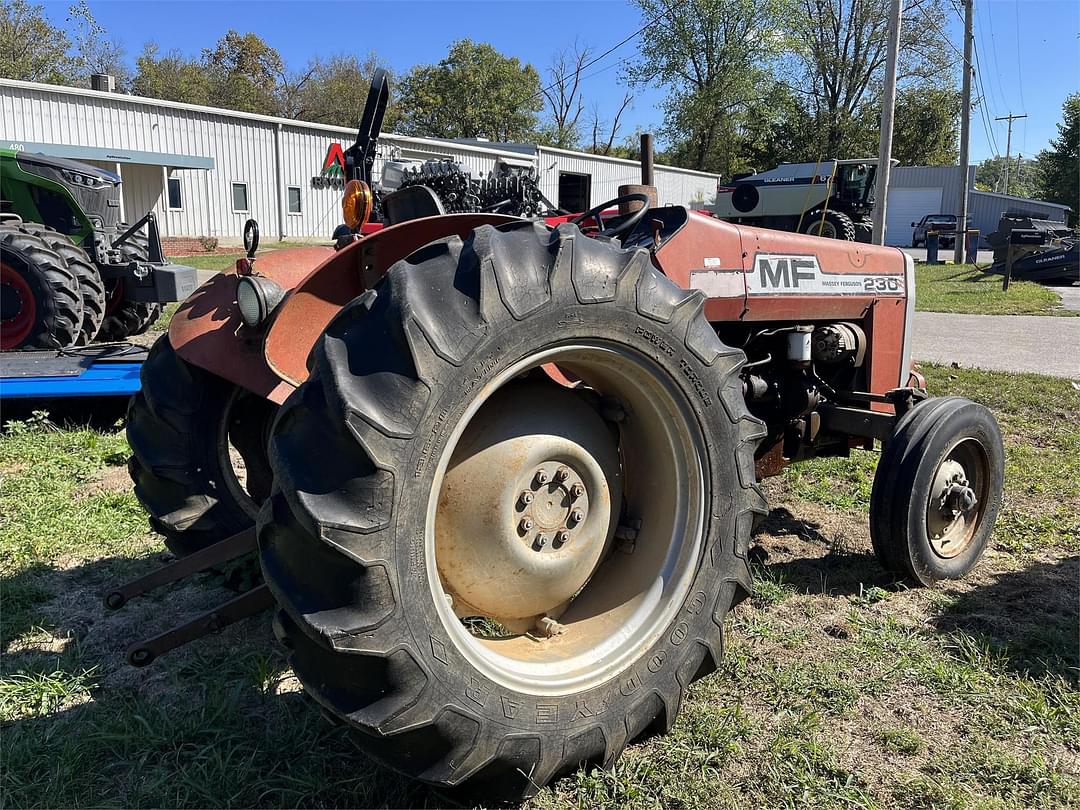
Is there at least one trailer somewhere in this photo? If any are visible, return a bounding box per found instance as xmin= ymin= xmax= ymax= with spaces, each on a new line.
xmin=0 ymin=344 xmax=145 ymax=400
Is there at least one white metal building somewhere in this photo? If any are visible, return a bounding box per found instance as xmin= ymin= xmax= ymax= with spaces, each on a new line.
xmin=1 ymin=78 xmax=720 ymax=243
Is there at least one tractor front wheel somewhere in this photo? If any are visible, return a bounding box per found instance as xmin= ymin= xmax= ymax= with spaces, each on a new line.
xmin=127 ymin=336 xmax=277 ymax=558
xmin=258 ymin=222 xmax=768 ymax=800
xmin=16 ymin=222 xmax=105 ymax=345
xmin=0 ymin=223 xmax=82 ymax=351
xmin=869 ymin=397 xmax=1004 ymax=585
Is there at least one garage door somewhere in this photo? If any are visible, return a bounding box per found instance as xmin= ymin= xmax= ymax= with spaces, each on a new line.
xmin=885 ymin=187 xmax=943 ymax=246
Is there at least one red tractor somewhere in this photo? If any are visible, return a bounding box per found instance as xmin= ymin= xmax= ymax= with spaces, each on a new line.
xmin=116 ymin=71 xmax=1003 ymax=801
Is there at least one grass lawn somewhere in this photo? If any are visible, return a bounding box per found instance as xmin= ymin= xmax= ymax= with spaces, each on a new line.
xmin=915 ymin=263 xmax=1075 ymax=316
xmin=1 ymin=365 xmax=1077 ymax=808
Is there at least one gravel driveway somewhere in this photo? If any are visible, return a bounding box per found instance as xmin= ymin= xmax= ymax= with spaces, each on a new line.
xmin=913 ymin=312 xmax=1080 ymax=379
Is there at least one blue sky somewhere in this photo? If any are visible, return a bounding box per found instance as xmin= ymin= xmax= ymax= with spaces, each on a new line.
xmin=50 ymin=0 xmax=1080 ymax=163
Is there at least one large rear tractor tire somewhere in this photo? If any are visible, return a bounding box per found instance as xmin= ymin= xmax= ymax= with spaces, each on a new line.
xmin=127 ymin=336 xmax=277 ymax=558
xmin=17 ymin=223 xmax=105 ymax=344
xmin=258 ymin=222 xmax=768 ymax=800
xmin=97 ymin=230 xmax=161 ymax=342
xmin=870 ymin=397 xmax=1004 ymax=585
xmin=802 ymin=209 xmax=856 ymax=241
xmin=1 ymin=223 xmax=82 ymax=351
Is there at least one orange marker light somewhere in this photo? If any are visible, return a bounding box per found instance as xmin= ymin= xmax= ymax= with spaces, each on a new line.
xmin=342 ymin=179 xmax=374 ymax=231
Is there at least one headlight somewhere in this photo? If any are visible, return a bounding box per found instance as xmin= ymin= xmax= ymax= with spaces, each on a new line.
xmin=236 ymin=276 xmax=286 ymax=327
xmin=342 ymin=179 xmax=373 ymax=231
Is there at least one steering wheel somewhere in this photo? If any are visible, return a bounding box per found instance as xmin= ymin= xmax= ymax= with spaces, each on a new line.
xmin=570 ymin=193 xmax=651 ymax=238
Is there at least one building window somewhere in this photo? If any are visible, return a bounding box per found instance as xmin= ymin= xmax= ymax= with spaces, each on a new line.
xmin=166 ymin=177 xmax=183 ymax=210
xmin=232 ymin=182 xmax=249 ymax=213
xmin=287 ymin=186 xmax=302 ymax=215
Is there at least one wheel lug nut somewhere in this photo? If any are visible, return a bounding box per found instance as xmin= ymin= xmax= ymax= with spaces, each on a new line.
xmin=555 ymin=466 xmax=570 ymax=482
xmin=555 ymin=530 xmax=571 ymax=546
xmin=569 ymin=483 xmax=585 ymax=500
xmin=519 ymin=517 xmax=533 ymax=533
xmin=518 ymin=490 xmax=534 ymax=507
xmin=534 ymin=470 xmax=549 ymax=486
xmin=570 ymin=508 xmax=585 ymax=524
xmin=534 ymin=534 xmax=547 ymax=550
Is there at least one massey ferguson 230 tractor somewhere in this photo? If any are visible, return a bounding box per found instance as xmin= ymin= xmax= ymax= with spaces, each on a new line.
xmin=116 ymin=72 xmax=1004 ymax=801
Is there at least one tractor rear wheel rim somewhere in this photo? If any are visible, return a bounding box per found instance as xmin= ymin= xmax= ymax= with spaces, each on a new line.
xmin=215 ymin=387 xmax=273 ymax=520
xmin=925 ymin=437 xmax=990 ymax=558
xmin=1 ymin=262 xmax=35 ymax=350
xmin=426 ymin=343 xmax=706 ymax=696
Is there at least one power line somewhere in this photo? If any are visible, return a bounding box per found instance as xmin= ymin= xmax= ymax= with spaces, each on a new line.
xmin=971 ymin=39 xmax=1002 ymax=157
xmin=1013 ymin=0 xmax=1027 ymax=112
xmin=979 ymin=0 xmax=1010 ymax=119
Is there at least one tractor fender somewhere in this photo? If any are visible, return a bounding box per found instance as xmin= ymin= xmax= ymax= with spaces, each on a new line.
xmin=170 ymin=214 xmax=520 ymax=404
xmin=264 ymin=213 xmax=520 ymax=390
xmin=169 ymin=246 xmax=334 ymax=403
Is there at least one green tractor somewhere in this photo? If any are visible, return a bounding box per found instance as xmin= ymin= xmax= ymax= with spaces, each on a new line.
xmin=1 ymin=148 xmax=197 ymax=350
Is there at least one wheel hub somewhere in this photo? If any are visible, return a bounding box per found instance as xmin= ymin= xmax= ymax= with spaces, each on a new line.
xmin=515 ymin=462 xmax=590 ymax=552
xmin=927 ymin=458 xmax=979 ymax=557
xmin=435 ymin=383 xmax=621 ymax=622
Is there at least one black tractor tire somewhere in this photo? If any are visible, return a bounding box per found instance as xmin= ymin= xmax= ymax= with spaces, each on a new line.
xmin=97 ymin=230 xmax=161 ymax=342
xmin=17 ymin=223 xmax=106 ymax=344
xmin=870 ymin=397 xmax=1004 ymax=585
xmin=258 ymin=221 xmax=768 ymax=801
xmin=802 ymin=209 xmax=856 ymax=241
xmin=127 ymin=335 xmax=277 ymax=558
xmin=0 ymin=223 xmax=82 ymax=351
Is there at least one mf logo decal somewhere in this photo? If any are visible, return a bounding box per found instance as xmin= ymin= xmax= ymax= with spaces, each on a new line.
xmin=749 ymin=253 xmax=904 ymax=297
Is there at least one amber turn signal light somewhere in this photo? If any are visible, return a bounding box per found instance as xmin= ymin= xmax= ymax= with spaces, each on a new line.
xmin=342 ymin=179 xmax=374 ymax=231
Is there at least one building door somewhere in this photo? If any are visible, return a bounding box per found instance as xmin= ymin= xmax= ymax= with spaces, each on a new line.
xmin=558 ymin=172 xmax=591 ymax=214
xmin=885 ymin=187 xmax=943 ymax=246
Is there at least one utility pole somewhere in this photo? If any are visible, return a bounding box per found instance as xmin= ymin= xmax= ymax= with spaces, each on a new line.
xmin=996 ymin=113 xmax=1027 ymax=195
xmin=954 ymin=0 xmax=974 ymax=264
xmin=871 ymin=0 xmax=903 ymax=245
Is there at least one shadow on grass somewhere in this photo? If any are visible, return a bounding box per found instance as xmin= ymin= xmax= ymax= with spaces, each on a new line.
xmin=930 ymin=555 xmax=1080 ymax=685
xmin=0 ymin=553 xmax=449 ymax=809
xmin=755 ymin=507 xmax=1079 ymax=688
xmin=754 ymin=506 xmax=888 ymax=597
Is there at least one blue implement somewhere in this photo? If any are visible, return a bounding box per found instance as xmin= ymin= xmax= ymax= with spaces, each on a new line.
xmin=0 ymin=345 xmax=145 ymax=399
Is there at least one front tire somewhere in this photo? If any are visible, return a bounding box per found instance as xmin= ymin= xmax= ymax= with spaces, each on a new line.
xmin=802 ymin=209 xmax=856 ymax=241
xmin=869 ymin=397 xmax=1004 ymax=585
xmin=0 ymin=223 xmax=82 ymax=351
xmin=259 ymin=222 xmax=768 ymax=800
xmin=127 ymin=336 xmax=277 ymax=557
xmin=16 ymin=223 xmax=105 ymax=345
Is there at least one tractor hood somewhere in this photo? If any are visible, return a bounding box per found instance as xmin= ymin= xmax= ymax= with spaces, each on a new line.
xmin=15 ymin=150 xmax=121 ymax=186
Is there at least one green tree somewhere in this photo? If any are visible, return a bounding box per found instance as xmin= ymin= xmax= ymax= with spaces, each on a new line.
xmin=1033 ymin=92 xmax=1079 ymax=224
xmin=202 ymin=30 xmax=283 ymax=115
xmin=627 ymin=0 xmax=787 ymax=173
xmin=131 ymin=42 xmax=211 ymax=105
xmin=0 ymin=0 xmax=71 ymax=83
xmin=278 ymin=53 xmax=399 ymax=130
xmin=974 ymin=155 xmax=1037 ymax=198
xmin=891 ymin=86 xmax=960 ymax=165
xmin=396 ymin=39 xmax=543 ymax=141
xmin=784 ymin=0 xmax=955 ymax=158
